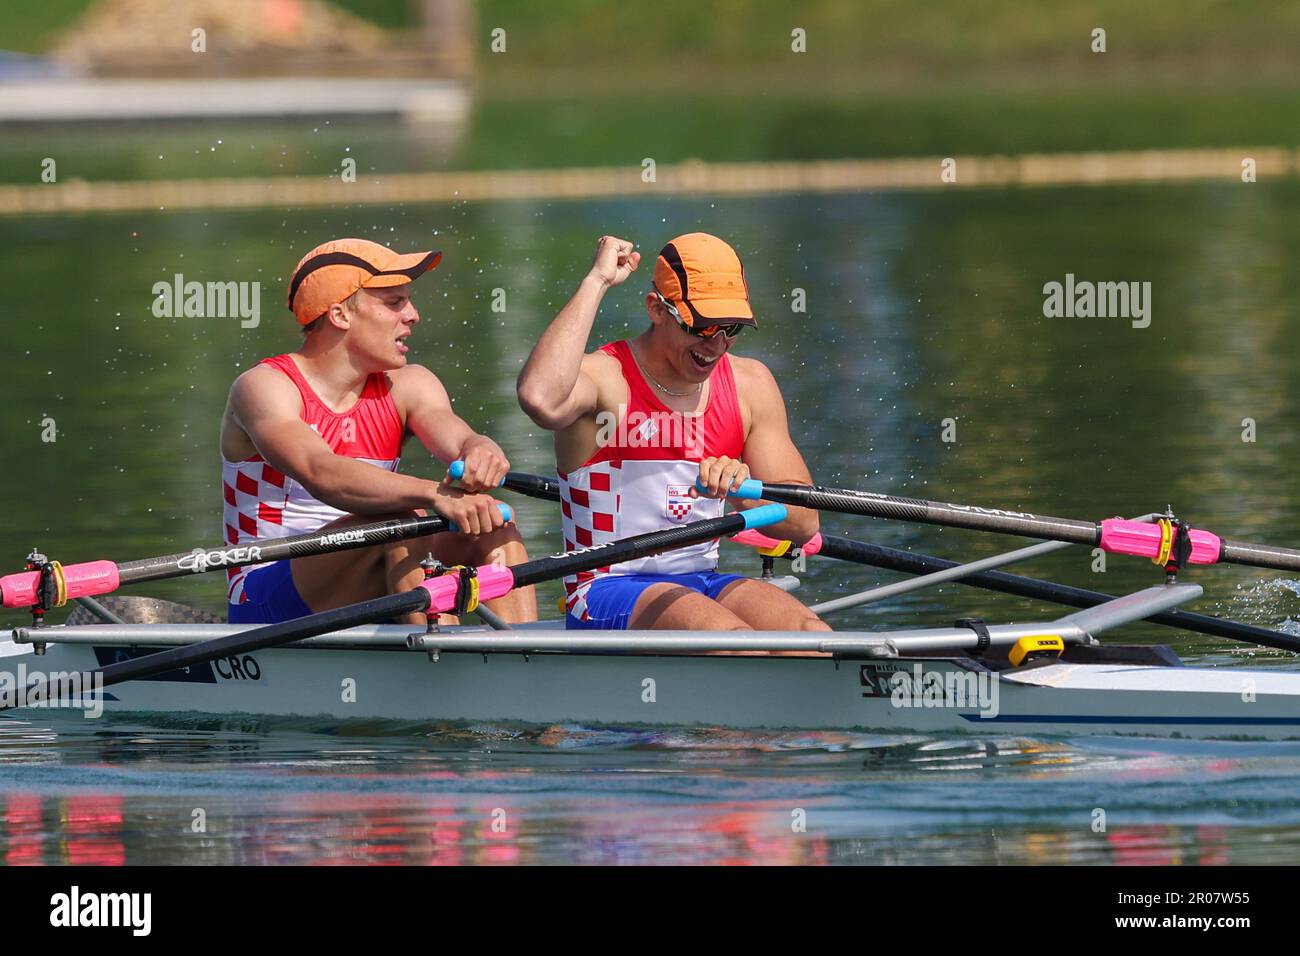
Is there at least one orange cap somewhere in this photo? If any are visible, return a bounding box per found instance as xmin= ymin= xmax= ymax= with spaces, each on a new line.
xmin=286 ymin=238 xmax=442 ymax=325
xmin=652 ymin=233 xmax=755 ymax=328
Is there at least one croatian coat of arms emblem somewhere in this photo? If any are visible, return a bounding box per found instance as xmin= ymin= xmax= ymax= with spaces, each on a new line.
xmin=665 ymin=483 xmax=694 ymax=521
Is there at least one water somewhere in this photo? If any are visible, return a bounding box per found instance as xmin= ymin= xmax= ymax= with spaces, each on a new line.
xmin=3 ymin=182 xmax=1300 ymax=863
xmin=4 ymin=717 xmax=1300 ymax=864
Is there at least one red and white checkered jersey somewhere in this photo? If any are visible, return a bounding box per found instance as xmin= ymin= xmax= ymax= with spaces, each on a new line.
xmin=559 ymin=340 xmax=745 ymax=621
xmin=222 ymin=354 xmax=403 ymax=604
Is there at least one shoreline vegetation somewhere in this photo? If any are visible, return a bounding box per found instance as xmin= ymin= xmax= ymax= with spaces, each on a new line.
xmin=8 ymin=0 xmax=1300 ymax=83
xmin=1 ymin=2 xmax=1296 ymax=193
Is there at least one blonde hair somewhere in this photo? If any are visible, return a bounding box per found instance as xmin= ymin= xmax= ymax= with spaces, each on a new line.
xmin=301 ymin=288 xmax=364 ymax=335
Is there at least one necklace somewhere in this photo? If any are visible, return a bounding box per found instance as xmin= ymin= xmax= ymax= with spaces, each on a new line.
xmin=629 ymin=342 xmax=701 ymax=397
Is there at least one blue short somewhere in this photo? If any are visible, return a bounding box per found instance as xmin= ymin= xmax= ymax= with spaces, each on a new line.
xmin=565 ymin=571 xmax=744 ymax=630
xmin=227 ymin=561 xmax=313 ymax=624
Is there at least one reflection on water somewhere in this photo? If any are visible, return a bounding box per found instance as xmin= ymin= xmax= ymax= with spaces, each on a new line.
xmin=4 ymin=715 xmax=1300 ymax=864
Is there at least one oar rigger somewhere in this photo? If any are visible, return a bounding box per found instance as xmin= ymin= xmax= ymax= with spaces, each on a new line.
xmin=419 ymin=559 xmax=482 ymax=621
xmin=21 ymin=549 xmax=66 ymax=628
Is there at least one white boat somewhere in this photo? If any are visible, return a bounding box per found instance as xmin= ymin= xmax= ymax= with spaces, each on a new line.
xmin=4 ymin=580 xmax=1299 ymax=739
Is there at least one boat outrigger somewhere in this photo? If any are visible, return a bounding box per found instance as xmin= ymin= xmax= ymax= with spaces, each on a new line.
xmin=3 ymin=470 xmax=1300 ymax=740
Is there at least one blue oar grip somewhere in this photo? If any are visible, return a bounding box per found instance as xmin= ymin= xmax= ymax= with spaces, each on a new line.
xmin=446 ymin=502 xmax=513 ymax=533
xmin=740 ymin=503 xmax=787 ymax=529
xmin=694 ymin=476 xmax=766 ymax=499
xmin=448 ymin=459 xmax=506 ymax=488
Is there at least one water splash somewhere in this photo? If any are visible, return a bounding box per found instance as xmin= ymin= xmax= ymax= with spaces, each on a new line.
xmin=1211 ymin=578 xmax=1300 ymax=636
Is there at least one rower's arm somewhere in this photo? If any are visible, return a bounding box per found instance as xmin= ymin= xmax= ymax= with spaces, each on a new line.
xmin=395 ymin=364 xmax=511 ymax=490
xmin=736 ymin=359 xmax=821 ymax=545
xmin=228 ymin=367 xmax=442 ymax=514
xmin=393 ymin=363 xmax=475 ymax=461
xmin=517 ymin=235 xmax=640 ymax=430
xmin=516 ymin=274 xmax=606 ymax=429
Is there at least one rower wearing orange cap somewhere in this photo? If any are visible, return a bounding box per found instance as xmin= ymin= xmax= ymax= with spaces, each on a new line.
xmin=517 ymin=233 xmax=828 ymax=632
xmin=218 ymin=237 xmax=537 ymax=626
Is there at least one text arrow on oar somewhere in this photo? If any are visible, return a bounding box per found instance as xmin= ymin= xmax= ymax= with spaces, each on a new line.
xmin=0 ymin=504 xmax=513 ymax=610
xmin=708 ymin=478 xmax=1300 ymax=574
xmin=10 ymin=503 xmax=786 ymax=700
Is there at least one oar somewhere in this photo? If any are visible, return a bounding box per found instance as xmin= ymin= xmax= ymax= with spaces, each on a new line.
xmin=730 ymin=527 xmax=1300 ymax=654
xmin=707 ymin=478 xmax=1300 ymax=574
xmin=453 ymin=463 xmax=1300 ymax=650
xmin=448 ymin=460 xmax=561 ymax=501
xmin=11 ymin=504 xmax=787 ymax=701
xmin=444 ymin=464 xmax=1300 ymax=649
xmin=0 ymin=505 xmax=513 ymax=610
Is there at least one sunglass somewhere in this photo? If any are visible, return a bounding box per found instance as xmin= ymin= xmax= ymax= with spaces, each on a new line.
xmin=654 ymin=291 xmax=746 ymax=340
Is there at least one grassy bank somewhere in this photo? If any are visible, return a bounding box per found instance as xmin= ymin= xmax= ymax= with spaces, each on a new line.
xmin=5 ymin=0 xmax=1299 ymax=93
xmin=471 ymin=0 xmax=1300 ymax=93
xmin=1 ymin=1 xmax=1296 ymax=187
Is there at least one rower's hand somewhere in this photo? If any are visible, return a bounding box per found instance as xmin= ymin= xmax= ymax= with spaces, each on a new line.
xmin=587 ymin=235 xmax=640 ymax=289
xmin=450 ymin=436 xmax=509 ymax=492
xmin=690 ymin=457 xmax=751 ymax=499
xmin=431 ymin=485 xmax=508 ymax=536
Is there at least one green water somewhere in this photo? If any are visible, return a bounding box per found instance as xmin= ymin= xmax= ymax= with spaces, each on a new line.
xmin=4 ymin=86 xmax=1300 ymax=187
xmin=3 ymin=182 xmax=1300 ymax=865
xmin=4 ymin=183 xmax=1300 ymax=640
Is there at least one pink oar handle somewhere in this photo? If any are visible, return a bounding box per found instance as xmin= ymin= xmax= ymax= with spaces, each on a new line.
xmin=729 ymin=528 xmax=824 ymax=557
xmin=0 ymin=560 xmax=121 ymax=609
xmin=417 ymin=563 xmax=517 ymax=614
xmin=1099 ymin=519 xmax=1222 ymax=565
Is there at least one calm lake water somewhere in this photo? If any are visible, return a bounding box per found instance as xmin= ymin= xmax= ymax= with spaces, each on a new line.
xmin=3 ymin=180 xmax=1300 ymax=864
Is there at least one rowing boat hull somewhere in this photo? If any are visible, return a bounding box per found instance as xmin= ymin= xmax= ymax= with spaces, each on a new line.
xmin=5 ymin=631 xmax=1300 ymax=739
